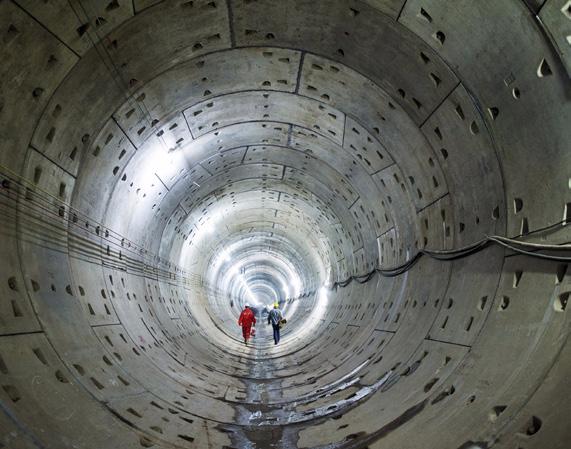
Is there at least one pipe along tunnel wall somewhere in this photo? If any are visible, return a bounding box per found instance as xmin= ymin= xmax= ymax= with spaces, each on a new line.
xmin=0 ymin=1 xmax=570 ymax=448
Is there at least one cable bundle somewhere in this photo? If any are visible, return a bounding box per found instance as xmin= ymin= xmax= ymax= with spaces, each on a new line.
xmin=331 ymin=224 xmax=570 ymax=289
xmin=1 ymin=163 xmax=569 ymax=294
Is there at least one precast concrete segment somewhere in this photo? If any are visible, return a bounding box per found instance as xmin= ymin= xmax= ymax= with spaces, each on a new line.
xmin=0 ymin=0 xmax=570 ymax=448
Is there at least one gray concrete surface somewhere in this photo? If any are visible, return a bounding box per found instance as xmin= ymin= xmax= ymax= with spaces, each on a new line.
xmin=0 ymin=0 xmax=570 ymax=448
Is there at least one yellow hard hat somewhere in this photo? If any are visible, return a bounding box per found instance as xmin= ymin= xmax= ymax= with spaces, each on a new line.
xmin=273 ymin=302 xmax=279 ymax=308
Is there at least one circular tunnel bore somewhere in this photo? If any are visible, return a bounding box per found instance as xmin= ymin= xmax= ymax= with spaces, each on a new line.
xmin=0 ymin=1 xmax=570 ymax=448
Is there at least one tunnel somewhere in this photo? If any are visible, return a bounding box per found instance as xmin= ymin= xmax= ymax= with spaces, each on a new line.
xmin=0 ymin=0 xmax=570 ymax=448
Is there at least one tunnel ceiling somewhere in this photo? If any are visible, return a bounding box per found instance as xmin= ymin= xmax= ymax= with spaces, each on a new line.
xmin=0 ymin=1 xmax=570 ymax=449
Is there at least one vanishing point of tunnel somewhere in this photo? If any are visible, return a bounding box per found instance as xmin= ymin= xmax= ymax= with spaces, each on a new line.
xmin=0 ymin=1 xmax=570 ymax=448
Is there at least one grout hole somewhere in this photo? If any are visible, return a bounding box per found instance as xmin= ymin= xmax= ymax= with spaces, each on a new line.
xmin=522 ymin=415 xmax=542 ymax=436
xmin=90 ymin=377 xmax=105 ymax=390
xmin=424 ymin=378 xmax=438 ymax=392
xmin=55 ymin=370 xmax=70 ymax=383
xmin=33 ymin=167 xmax=42 ymax=184
xmin=139 ymin=437 xmax=154 ymax=448
xmin=419 ymin=8 xmax=433 ymax=22
xmin=76 ymin=23 xmax=89 ymax=37
xmin=478 ymin=296 xmax=488 ymax=311
xmin=520 ymin=217 xmax=529 ymax=235
xmin=513 ymin=198 xmax=523 ymax=213
xmin=429 ymin=72 xmax=441 ymax=87
xmin=465 ymin=316 xmax=474 ymax=331
xmin=30 ymin=280 xmax=40 ymax=292
xmin=554 ymin=292 xmax=569 ymax=312
xmin=537 ymin=59 xmax=553 ymax=77
xmin=556 ymin=264 xmax=568 ymax=284
xmin=11 ymin=301 xmax=22 ymax=317
xmin=513 ymin=270 xmax=523 ymax=288
xmin=488 ymin=107 xmax=499 ymax=120
xmin=8 ymin=277 xmax=18 ymax=291
xmin=489 ymin=405 xmax=507 ymax=421
xmin=434 ymin=31 xmax=445 ymax=45
xmin=127 ymin=407 xmax=143 ymax=418
xmin=0 ymin=355 xmax=8 ymax=374
xmin=32 ymin=348 xmax=48 ymax=365
xmin=498 ymin=296 xmax=510 ymax=311
xmin=2 ymin=385 xmax=21 ymax=402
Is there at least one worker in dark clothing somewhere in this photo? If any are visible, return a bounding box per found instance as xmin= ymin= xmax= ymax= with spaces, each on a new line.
xmin=238 ymin=304 xmax=256 ymax=345
xmin=267 ymin=302 xmax=284 ymax=345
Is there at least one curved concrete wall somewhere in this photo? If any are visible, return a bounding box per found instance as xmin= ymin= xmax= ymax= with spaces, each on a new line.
xmin=0 ymin=1 xmax=569 ymax=448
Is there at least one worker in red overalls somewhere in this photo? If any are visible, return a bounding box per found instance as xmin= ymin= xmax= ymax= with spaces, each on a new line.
xmin=238 ymin=304 xmax=256 ymax=345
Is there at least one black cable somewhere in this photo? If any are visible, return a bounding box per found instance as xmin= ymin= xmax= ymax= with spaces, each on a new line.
xmin=2 ymin=165 xmax=570 ymax=292
xmin=330 ymin=228 xmax=571 ymax=289
xmin=487 ymin=237 xmax=571 ymax=262
xmin=0 ymin=173 xmax=202 ymax=288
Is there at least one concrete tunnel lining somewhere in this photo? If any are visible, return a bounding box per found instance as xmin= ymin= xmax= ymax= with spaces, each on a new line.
xmin=0 ymin=0 xmax=570 ymax=448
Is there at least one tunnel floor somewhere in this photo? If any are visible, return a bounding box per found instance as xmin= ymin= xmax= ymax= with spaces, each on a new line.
xmin=224 ymin=323 xmax=298 ymax=449
xmin=221 ymin=321 xmax=399 ymax=449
